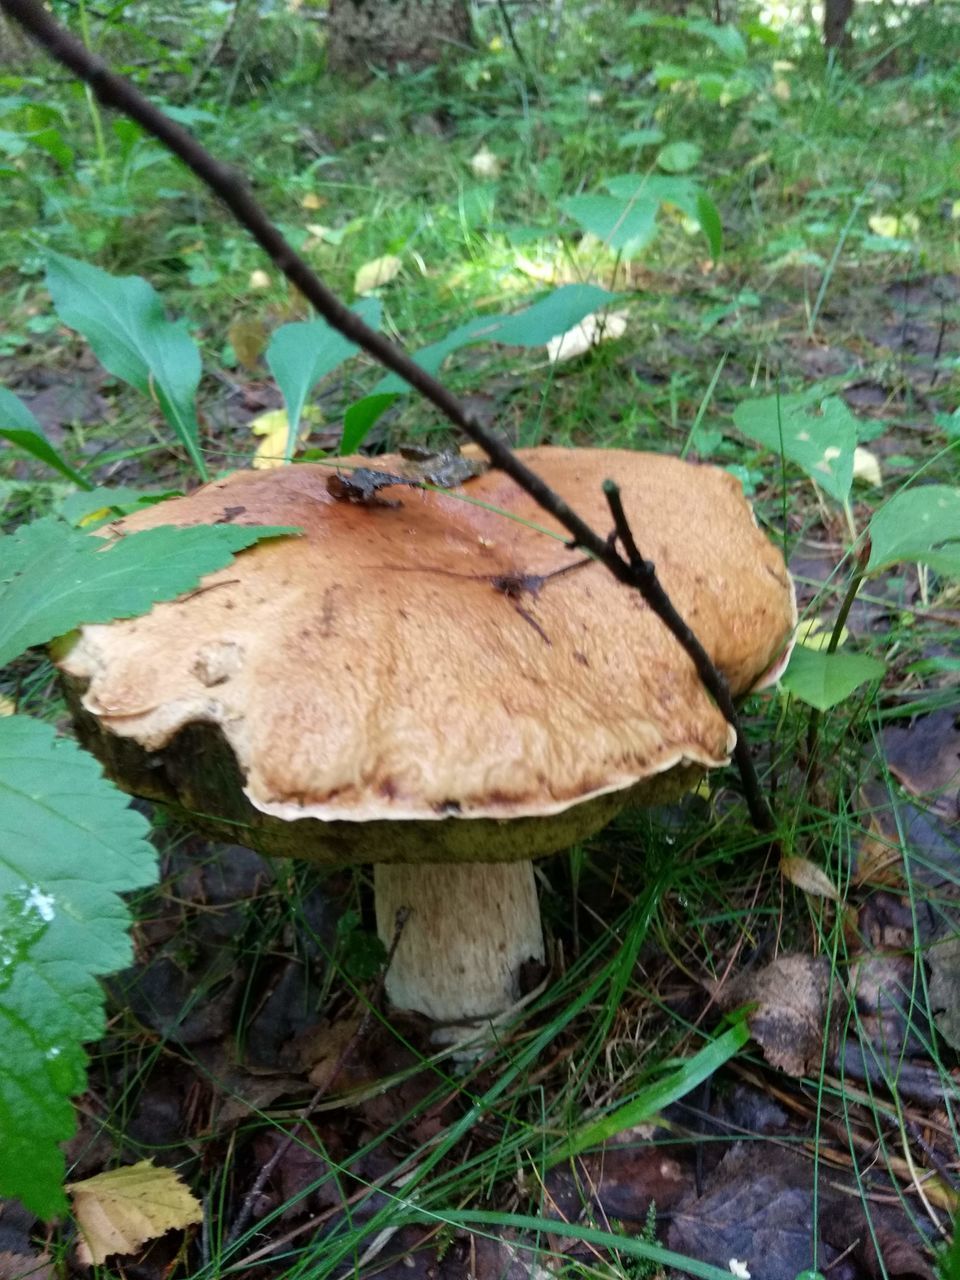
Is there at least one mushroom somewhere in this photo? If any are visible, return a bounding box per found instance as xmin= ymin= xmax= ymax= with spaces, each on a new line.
xmin=57 ymin=447 xmax=795 ymax=1029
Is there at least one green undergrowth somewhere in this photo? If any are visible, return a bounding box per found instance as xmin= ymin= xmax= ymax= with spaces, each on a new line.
xmin=1 ymin=0 xmax=959 ymax=1272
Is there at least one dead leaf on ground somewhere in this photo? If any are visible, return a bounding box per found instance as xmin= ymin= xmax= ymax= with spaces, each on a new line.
xmin=926 ymin=932 xmax=960 ymax=1050
xmin=718 ymin=954 xmax=834 ymax=1076
xmin=354 ymin=254 xmax=402 ymax=294
xmin=544 ymin=1145 xmax=691 ymax=1233
xmin=884 ymin=711 xmax=960 ymax=823
xmin=67 ymin=1161 xmax=202 ymax=1266
xmin=0 ymin=1252 xmax=54 ymax=1280
xmin=781 ymin=853 xmax=840 ymax=900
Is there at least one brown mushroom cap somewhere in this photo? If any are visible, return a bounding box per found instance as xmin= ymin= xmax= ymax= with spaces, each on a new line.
xmin=59 ymin=447 xmax=794 ymax=864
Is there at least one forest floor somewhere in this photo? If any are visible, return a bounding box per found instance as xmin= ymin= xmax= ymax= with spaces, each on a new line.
xmin=1 ymin=1 xmax=960 ymax=1277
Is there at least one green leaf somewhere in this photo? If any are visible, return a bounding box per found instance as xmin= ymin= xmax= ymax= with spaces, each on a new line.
xmin=0 ymin=717 xmax=157 ymax=1219
xmin=733 ymin=392 xmax=857 ymax=505
xmin=656 ymin=141 xmax=701 ymax=173
xmin=561 ymin=193 xmax=659 ymax=255
xmin=868 ymin=485 xmax=960 ymax=576
xmin=604 ymin=174 xmax=723 ymax=255
xmin=553 ymin=1020 xmax=749 ymax=1162
xmin=57 ymin=486 xmax=175 ymax=527
xmin=617 ymin=126 xmax=665 ymax=150
xmin=267 ymin=297 xmax=381 ymax=462
xmin=490 ymin=284 xmax=619 ymax=346
xmin=0 ymin=518 xmax=296 ymax=668
xmin=340 ymin=393 xmax=399 ymax=455
xmin=341 ymin=287 xmax=618 ymax=451
xmin=0 ymin=385 xmax=91 ymax=489
xmin=44 ymin=253 xmax=207 ymax=481
xmin=780 ymin=646 xmax=885 ymax=711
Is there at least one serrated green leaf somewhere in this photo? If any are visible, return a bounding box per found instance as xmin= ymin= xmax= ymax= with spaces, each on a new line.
xmin=733 ymin=392 xmax=857 ymax=505
xmin=44 ymin=253 xmax=207 ymax=481
xmin=780 ymin=646 xmax=885 ymax=710
xmin=267 ymin=297 xmax=381 ymax=462
xmin=0 ymin=519 xmax=296 ymax=667
xmin=868 ymin=485 xmax=960 ymax=576
xmin=0 ymin=715 xmax=157 ymax=1218
xmin=0 ymin=385 xmax=91 ymax=489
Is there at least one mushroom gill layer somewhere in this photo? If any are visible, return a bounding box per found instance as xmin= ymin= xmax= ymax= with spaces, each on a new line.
xmin=59 ymin=448 xmax=795 ymax=838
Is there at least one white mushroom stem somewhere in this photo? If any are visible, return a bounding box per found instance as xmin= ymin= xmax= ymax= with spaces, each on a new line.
xmin=373 ymin=861 xmax=545 ymax=1023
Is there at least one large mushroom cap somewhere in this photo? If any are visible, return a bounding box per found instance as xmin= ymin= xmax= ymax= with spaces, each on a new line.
xmin=59 ymin=447 xmax=794 ymax=865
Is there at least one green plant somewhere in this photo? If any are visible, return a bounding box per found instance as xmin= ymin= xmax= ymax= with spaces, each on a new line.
xmin=0 ymin=511 xmax=295 ymax=1217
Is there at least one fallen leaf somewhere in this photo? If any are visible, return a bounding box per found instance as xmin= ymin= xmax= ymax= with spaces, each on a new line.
xmin=546 ymin=310 xmax=628 ymax=362
xmin=68 ymin=1161 xmax=202 ymax=1266
xmin=250 ymin=408 xmax=309 ymax=469
xmin=354 ymin=255 xmax=402 ymax=295
xmin=781 ymin=854 xmax=840 ymax=901
xmin=249 ymin=269 xmax=272 ymax=290
xmin=884 ymin=710 xmax=960 ymax=822
xmin=927 ymin=933 xmax=960 ymax=1050
xmin=301 ymin=192 xmax=323 ymax=210
xmin=795 ymin=617 xmax=847 ymax=652
xmin=0 ymin=1252 xmax=54 ymax=1280
xmin=869 ymin=213 xmax=920 ymax=239
xmin=853 ymin=445 xmax=882 ymax=487
xmin=470 ymin=146 xmax=501 ymax=179
xmin=719 ymin=954 xmax=834 ymax=1076
xmin=0 ymin=696 xmax=15 ymax=716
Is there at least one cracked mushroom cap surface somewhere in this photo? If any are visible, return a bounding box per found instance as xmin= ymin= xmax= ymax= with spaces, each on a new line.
xmin=58 ymin=447 xmax=795 ymax=866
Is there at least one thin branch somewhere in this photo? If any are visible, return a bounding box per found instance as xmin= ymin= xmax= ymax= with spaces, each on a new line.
xmin=604 ymin=481 xmax=772 ymax=832
xmin=2 ymin=0 xmax=776 ymax=831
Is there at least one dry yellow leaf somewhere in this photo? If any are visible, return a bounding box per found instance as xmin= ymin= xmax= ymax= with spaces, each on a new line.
xmin=0 ymin=694 xmax=17 ymax=716
xmin=354 ymin=254 xmax=402 ymax=295
xmin=250 ymin=409 xmax=310 ymax=469
xmin=852 ymin=445 xmax=882 ymax=487
xmin=301 ymin=192 xmax=322 ymax=210
xmin=868 ymin=213 xmax=920 ymax=239
xmin=249 ymin=269 xmax=272 ymax=290
xmin=68 ymin=1161 xmax=202 ymax=1266
xmin=796 ymin=617 xmax=848 ymax=652
xmin=781 ymin=854 xmax=840 ymax=901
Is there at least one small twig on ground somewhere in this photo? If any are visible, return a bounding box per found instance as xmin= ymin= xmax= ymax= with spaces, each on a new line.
xmin=2 ymin=0 xmax=776 ymax=832
xmin=224 ymin=908 xmax=410 ymax=1247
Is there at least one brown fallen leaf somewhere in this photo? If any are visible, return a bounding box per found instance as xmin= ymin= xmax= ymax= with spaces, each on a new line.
xmin=0 ymin=1252 xmax=54 ymax=1280
xmin=67 ymin=1160 xmax=203 ymax=1266
xmin=718 ymin=954 xmax=835 ymax=1076
xmin=781 ymin=854 xmax=840 ymax=900
xmin=884 ymin=710 xmax=960 ymax=822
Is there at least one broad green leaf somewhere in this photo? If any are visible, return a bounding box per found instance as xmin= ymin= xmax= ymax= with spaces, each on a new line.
xmin=604 ymin=174 xmax=723 ymax=255
xmin=561 ymin=193 xmax=659 ymax=255
xmin=733 ymin=392 xmax=857 ymax=505
xmin=491 ymin=284 xmax=619 ymax=346
xmin=0 ymin=518 xmax=296 ymax=667
xmin=656 ymin=141 xmax=701 ymax=173
xmin=868 ymin=485 xmax=960 ymax=576
xmin=341 ymin=393 xmax=400 ymax=455
xmin=617 ymin=126 xmax=665 ymax=150
xmin=267 ymin=297 xmax=381 ymax=462
xmin=0 ymin=385 xmax=91 ymax=489
xmin=341 ymin=287 xmax=618 ymax=450
xmin=685 ymin=17 xmax=748 ymax=59
xmin=0 ymin=716 xmax=157 ymax=1218
xmin=780 ymin=646 xmax=885 ymax=711
xmin=44 ymin=253 xmax=207 ymax=480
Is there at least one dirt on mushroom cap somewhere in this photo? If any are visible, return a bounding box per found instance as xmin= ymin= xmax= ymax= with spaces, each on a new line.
xmin=59 ymin=447 xmax=795 ymax=833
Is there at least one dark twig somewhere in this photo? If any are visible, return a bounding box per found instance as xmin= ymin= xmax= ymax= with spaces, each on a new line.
xmin=604 ymin=480 xmax=772 ymax=832
xmin=224 ymin=907 xmax=410 ymax=1248
xmin=2 ymin=0 xmax=776 ymax=832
